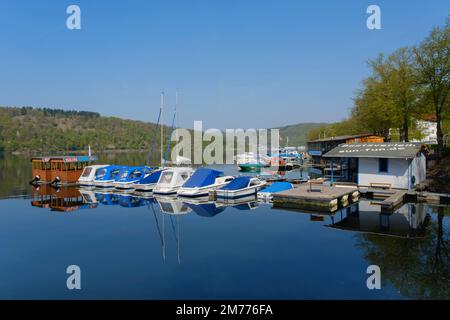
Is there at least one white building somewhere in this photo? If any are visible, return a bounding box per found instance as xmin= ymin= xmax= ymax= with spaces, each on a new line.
xmin=412 ymin=119 xmax=438 ymax=144
xmin=323 ymin=143 xmax=427 ymax=190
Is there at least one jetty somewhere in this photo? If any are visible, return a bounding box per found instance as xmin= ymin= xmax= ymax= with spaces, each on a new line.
xmin=272 ymin=184 xmax=359 ymax=212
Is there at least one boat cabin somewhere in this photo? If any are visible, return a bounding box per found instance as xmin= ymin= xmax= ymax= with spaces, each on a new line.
xmin=31 ymin=155 xmax=97 ymax=185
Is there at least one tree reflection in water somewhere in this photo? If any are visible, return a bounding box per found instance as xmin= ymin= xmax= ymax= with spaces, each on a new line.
xmin=355 ymin=205 xmax=449 ymax=299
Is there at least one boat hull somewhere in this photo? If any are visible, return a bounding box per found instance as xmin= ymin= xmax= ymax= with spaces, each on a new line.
xmin=216 ymin=187 xmax=260 ymax=199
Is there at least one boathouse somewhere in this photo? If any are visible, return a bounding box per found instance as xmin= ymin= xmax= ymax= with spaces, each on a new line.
xmin=307 ymin=134 xmax=384 ymax=163
xmin=31 ymin=155 xmax=97 ymax=185
xmin=323 ymin=143 xmax=427 ymax=190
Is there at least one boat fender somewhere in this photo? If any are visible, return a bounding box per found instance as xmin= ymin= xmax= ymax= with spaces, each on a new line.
xmin=50 ymin=176 xmax=61 ymax=186
xmin=29 ymin=175 xmax=41 ymax=185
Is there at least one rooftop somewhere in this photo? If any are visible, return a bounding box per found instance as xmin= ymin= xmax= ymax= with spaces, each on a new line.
xmin=308 ymin=133 xmax=380 ymax=143
xmin=323 ymin=142 xmax=425 ymax=159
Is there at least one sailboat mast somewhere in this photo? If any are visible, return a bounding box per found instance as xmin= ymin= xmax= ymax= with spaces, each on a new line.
xmin=175 ymin=90 xmax=179 ymax=141
xmin=160 ymin=91 xmax=164 ymax=167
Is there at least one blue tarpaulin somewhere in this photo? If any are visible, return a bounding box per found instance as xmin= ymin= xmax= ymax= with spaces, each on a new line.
xmin=259 ymin=182 xmax=293 ymax=194
xmin=137 ymin=170 xmax=163 ymax=184
xmin=182 ymin=168 xmax=223 ymax=188
xmin=219 ymin=176 xmax=250 ymax=190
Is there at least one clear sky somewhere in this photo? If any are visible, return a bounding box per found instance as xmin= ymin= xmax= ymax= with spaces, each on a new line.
xmin=0 ymin=0 xmax=448 ymax=129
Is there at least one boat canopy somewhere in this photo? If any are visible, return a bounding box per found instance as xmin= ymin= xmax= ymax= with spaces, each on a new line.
xmin=157 ymin=168 xmax=192 ymax=187
xmin=259 ymin=182 xmax=293 ymax=193
xmin=182 ymin=168 xmax=223 ymax=188
xmin=95 ymin=165 xmax=126 ymax=180
xmin=219 ymin=176 xmax=251 ymax=190
xmin=137 ymin=169 xmax=163 ymax=184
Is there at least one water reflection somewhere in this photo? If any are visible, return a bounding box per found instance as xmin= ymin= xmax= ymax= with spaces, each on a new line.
xmin=31 ymin=185 xmax=98 ymax=212
xmin=328 ymin=201 xmax=430 ymax=239
xmin=10 ymin=180 xmax=449 ymax=299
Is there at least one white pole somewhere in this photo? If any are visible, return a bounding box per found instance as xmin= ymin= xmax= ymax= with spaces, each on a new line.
xmin=175 ymin=90 xmax=179 ymax=140
xmin=160 ymin=91 xmax=164 ymax=167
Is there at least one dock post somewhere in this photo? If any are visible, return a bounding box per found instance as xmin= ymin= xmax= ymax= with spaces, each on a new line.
xmin=330 ymin=159 xmax=334 ymax=183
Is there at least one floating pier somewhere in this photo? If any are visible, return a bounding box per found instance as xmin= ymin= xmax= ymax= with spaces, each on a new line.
xmin=272 ymin=184 xmax=359 ymax=212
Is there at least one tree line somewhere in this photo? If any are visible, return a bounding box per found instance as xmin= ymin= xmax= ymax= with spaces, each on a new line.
xmin=0 ymin=106 xmax=169 ymax=154
xmin=308 ymin=18 xmax=449 ymax=157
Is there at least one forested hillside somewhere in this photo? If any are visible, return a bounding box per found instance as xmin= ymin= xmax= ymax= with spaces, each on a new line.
xmin=0 ymin=107 xmax=164 ymax=153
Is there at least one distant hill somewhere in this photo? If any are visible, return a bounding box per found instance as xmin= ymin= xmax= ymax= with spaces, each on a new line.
xmin=0 ymin=106 xmax=165 ymax=153
xmin=0 ymin=106 xmax=327 ymax=153
xmin=275 ymin=122 xmax=328 ymax=147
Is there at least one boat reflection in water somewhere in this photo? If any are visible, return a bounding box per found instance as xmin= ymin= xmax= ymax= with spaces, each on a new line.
xmin=327 ymin=201 xmax=430 ymax=239
xmin=31 ymin=185 xmax=98 ymax=212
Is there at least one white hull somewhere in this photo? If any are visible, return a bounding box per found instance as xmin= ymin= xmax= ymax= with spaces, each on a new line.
xmin=216 ymin=184 xmax=265 ymax=199
xmin=94 ymin=180 xmax=116 ymax=188
xmin=133 ymin=183 xmax=157 ymax=192
xmin=177 ymin=182 xmax=230 ymax=198
xmin=113 ymin=181 xmax=137 ymax=190
xmin=153 ymin=185 xmax=182 ymax=195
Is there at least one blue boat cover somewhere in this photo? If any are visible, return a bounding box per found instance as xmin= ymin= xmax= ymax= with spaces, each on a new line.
xmin=118 ymin=195 xmax=145 ymax=208
xmin=259 ymin=182 xmax=293 ymax=193
xmin=182 ymin=168 xmax=223 ymax=188
xmin=219 ymin=176 xmax=251 ymax=190
xmin=137 ymin=170 xmax=163 ymax=184
xmin=185 ymin=203 xmax=225 ymax=217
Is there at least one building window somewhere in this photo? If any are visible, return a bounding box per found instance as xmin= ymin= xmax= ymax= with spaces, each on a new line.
xmin=379 ymin=158 xmax=389 ymax=173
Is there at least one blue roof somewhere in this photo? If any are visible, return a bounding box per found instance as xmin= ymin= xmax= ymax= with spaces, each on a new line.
xmin=219 ymin=176 xmax=251 ymax=190
xmin=182 ymin=168 xmax=223 ymax=188
xmin=259 ymin=182 xmax=293 ymax=193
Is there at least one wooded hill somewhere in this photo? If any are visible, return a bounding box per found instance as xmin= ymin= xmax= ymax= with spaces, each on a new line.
xmin=0 ymin=106 xmax=165 ymax=153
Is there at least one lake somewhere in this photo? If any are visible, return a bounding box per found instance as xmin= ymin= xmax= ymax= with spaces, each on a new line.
xmin=0 ymin=152 xmax=448 ymax=299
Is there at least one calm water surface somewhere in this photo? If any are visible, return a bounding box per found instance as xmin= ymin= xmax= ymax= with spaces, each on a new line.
xmin=0 ymin=152 xmax=448 ymax=299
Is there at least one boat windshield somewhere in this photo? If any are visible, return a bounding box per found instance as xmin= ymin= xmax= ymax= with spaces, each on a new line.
xmin=95 ymin=168 xmax=107 ymax=179
xmin=110 ymin=168 xmax=121 ymax=178
xmin=130 ymin=170 xmax=143 ymax=179
xmin=118 ymin=170 xmax=129 ymax=180
xmin=81 ymin=167 xmax=92 ymax=177
xmin=159 ymin=171 xmax=174 ymax=185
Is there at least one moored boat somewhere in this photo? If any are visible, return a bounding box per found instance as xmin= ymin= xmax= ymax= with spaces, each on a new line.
xmin=132 ymin=169 xmax=164 ymax=192
xmin=216 ymin=176 xmax=266 ymax=199
xmin=113 ymin=166 xmax=153 ymax=190
xmin=153 ymin=167 xmax=194 ymax=195
xmin=177 ymin=168 xmax=234 ymax=198
xmin=93 ymin=165 xmax=126 ymax=188
xmin=78 ymin=164 xmax=110 ymax=186
xmin=30 ymin=155 xmax=97 ymax=186
xmin=236 ymin=152 xmax=270 ymax=172
xmin=257 ymin=181 xmax=294 ymax=201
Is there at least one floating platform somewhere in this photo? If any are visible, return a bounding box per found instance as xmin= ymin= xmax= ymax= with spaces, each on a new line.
xmin=272 ymin=184 xmax=359 ymax=212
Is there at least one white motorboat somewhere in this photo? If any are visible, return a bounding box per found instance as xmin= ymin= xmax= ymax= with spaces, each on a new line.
xmin=153 ymin=167 xmax=194 ymax=195
xmin=216 ymin=176 xmax=266 ymax=199
xmin=177 ymin=168 xmax=234 ymax=198
xmin=77 ymin=164 xmax=110 ymax=186
xmin=132 ymin=169 xmax=164 ymax=192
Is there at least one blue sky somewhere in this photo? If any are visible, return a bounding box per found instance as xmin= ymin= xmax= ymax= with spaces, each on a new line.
xmin=0 ymin=1 xmax=448 ymax=129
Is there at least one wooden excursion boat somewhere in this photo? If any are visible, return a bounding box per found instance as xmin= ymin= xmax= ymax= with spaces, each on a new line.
xmin=31 ymin=155 xmax=97 ymax=185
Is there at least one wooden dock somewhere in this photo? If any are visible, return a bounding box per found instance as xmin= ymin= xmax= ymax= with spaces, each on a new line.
xmin=272 ymin=184 xmax=359 ymax=212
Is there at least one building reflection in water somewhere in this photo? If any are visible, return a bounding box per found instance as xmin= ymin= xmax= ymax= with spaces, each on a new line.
xmin=31 ymin=185 xmax=98 ymax=212
xmin=327 ymin=201 xmax=430 ymax=239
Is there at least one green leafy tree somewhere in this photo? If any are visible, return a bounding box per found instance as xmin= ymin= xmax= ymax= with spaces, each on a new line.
xmin=413 ymin=19 xmax=450 ymax=156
